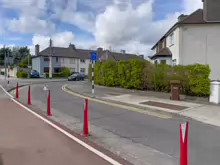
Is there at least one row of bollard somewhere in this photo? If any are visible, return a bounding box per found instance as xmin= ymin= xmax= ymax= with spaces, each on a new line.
xmin=14 ymin=83 xmax=188 ymax=165
xmin=15 ymin=83 xmax=89 ymax=137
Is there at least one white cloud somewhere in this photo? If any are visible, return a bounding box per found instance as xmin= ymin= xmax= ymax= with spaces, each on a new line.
xmin=183 ymin=0 xmax=203 ymax=14
xmin=61 ymin=11 xmax=95 ymax=33
xmin=1 ymin=0 xmax=203 ymax=57
xmin=29 ymin=31 xmax=75 ymax=54
xmin=7 ymin=16 xmax=55 ymax=35
xmin=93 ymin=0 xmax=203 ymax=56
xmin=2 ymin=0 xmax=51 ymax=35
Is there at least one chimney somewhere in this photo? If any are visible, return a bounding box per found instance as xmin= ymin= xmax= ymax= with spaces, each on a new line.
xmin=139 ymin=55 xmax=144 ymax=59
xmin=69 ymin=43 xmax=76 ymax=50
xmin=120 ymin=50 xmax=126 ymax=54
xmin=35 ymin=44 xmax=39 ymax=56
xmin=203 ymin=0 xmax=220 ymax=22
xmin=178 ymin=14 xmax=188 ymax=22
xmin=97 ymin=47 xmax=103 ymax=52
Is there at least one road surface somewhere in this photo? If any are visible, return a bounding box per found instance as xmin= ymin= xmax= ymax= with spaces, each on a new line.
xmin=17 ymin=81 xmax=220 ymax=165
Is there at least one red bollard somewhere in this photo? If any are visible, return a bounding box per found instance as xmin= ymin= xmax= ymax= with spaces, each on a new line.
xmin=47 ymin=90 xmax=52 ymax=116
xmin=15 ymin=82 xmax=19 ymax=99
xmin=83 ymin=98 xmax=89 ymax=137
xmin=27 ymin=86 xmax=31 ymax=105
xmin=180 ymin=122 xmax=189 ymax=165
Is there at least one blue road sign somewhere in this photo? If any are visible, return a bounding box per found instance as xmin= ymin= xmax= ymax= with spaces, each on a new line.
xmin=90 ymin=52 xmax=97 ymax=61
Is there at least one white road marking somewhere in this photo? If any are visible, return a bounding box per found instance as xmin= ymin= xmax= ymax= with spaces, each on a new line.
xmin=0 ymin=85 xmax=122 ymax=165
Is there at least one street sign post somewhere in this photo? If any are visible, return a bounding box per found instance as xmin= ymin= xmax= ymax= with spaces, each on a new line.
xmin=90 ymin=52 xmax=96 ymax=94
xmin=90 ymin=52 xmax=97 ymax=61
xmin=180 ymin=122 xmax=189 ymax=165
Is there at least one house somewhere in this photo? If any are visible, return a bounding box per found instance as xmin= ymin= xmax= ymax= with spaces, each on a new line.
xmin=150 ymin=0 xmax=220 ymax=80
xmin=32 ymin=44 xmax=144 ymax=76
xmin=98 ymin=49 xmax=144 ymax=62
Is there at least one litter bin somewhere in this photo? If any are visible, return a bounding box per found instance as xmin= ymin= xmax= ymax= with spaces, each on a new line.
xmin=209 ymin=81 xmax=220 ymax=104
xmin=170 ymin=80 xmax=181 ymax=101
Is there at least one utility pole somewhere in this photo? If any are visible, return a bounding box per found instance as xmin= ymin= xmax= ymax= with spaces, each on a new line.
xmin=4 ymin=45 xmax=6 ymax=80
xmin=49 ymin=38 xmax=52 ymax=79
xmin=7 ymin=50 xmax=9 ymax=82
xmin=28 ymin=53 xmax=30 ymax=78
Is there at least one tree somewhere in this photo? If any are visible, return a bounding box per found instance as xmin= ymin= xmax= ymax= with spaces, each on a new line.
xmin=0 ymin=47 xmax=12 ymax=66
xmin=18 ymin=55 xmax=32 ymax=68
xmin=12 ymin=46 xmax=30 ymax=64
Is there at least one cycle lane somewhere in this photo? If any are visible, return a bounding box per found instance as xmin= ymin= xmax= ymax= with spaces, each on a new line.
xmin=0 ymin=98 xmax=124 ymax=165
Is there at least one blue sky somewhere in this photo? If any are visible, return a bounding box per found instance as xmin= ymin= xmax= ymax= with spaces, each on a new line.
xmin=0 ymin=0 xmax=202 ymax=56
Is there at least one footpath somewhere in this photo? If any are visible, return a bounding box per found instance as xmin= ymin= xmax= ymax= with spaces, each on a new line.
xmin=66 ymin=82 xmax=220 ymax=128
xmin=0 ymin=86 xmax=129 ymax=165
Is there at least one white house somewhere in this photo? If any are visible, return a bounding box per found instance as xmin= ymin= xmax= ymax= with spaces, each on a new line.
xmin=32 ymin=44 xmax=92 ymax=76
xmin=32 ymin=44 xmax=144 ymax=76
xmin=150 ymin=0 xmax=220 ymax=80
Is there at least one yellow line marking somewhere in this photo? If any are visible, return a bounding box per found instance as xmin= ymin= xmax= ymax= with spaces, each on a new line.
xmin=62 ymin=84 xmax=172 ymax=119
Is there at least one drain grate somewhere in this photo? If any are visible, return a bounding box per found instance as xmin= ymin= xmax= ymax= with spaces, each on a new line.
xmin=140 ymin=101 xmax=188 ymax=111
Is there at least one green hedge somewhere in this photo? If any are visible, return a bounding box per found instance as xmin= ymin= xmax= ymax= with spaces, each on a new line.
xmin=45 ymin=67 xmax=71 ymax=78
xmin=88 ymin=60 xmax=211 ymax=97
xmin=16 ymin=71 xmax=28 ymax=78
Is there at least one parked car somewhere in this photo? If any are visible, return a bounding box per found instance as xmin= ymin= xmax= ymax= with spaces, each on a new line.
xmin=29 ymin=70 xmax=40 ymax=78
xmin=68 ymin=73 xmax=85 ymax=81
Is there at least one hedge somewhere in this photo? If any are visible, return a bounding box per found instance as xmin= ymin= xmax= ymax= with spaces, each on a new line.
xmin=88 ymin=60 xmax=211 ymax=97
xmin=16 ymin=71 xmax=28 ymax=78
xmin=45 ymin=67 xmax=71 ymax=78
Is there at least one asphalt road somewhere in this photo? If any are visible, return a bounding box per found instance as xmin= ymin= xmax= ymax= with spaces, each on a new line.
xmin=17 ymin=82 xmax=220 ymax=165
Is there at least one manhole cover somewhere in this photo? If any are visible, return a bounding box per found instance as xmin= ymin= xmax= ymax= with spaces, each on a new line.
xmin=140 ymin=101 xmax=188 ymax=111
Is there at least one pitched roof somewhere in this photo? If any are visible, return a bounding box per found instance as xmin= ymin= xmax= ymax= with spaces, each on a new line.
xmin=98 ymin=51 xmax=143 ymax=61
xmin=151 ymin=9 xmax=220 ymax=50
xmin=35 ymin=46 xmax=94 ymax=60
xmin=150 ymin=47 xmax=172 ymax=60
xmin=109 ymin=51 xmax=143 ymax=61
xmin=33 ymin=46 xmax=142 ymax=61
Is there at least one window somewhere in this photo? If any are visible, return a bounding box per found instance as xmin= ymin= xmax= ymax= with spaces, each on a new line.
xmin=170 ymin=33 xmax=174 ymax=46
xmin=69 ymin=58 xmax=75 ymax=64
xmin=61 ymin=58 xmax=65 ymax=63
xmin=44 ymin=57 xmax=49 ymax=61
xmin=161 ymin=60 xmax=166 ymax=64
xmin=80 ymin=68 xmax=85 ymax=73
xmin=70 ymin=68 xmax=75 ymax=72
xmin=44 ymin=67 xmax=49 ymax=73
xmin=154 ymin=60 xmax=158 ymax=65
xmin=56 ymin=57 xmax=58 ymax=62
xmin=80 ymin=59 xmax=85 ymax=63
xmin=54 ymin=67 xmax=61 ymax=73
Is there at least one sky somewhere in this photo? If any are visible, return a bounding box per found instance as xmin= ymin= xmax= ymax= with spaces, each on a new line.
xmin=0 ymin=0 xmax=203 ymax=57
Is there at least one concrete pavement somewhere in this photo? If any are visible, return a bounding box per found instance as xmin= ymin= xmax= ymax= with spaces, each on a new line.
xmin=66 ymin=82 xmax=220 ymax=128
xmin=0 ymin=88 xmax=129 ymax=165
xmin=13 ymin=82 xmax=220 ymax=165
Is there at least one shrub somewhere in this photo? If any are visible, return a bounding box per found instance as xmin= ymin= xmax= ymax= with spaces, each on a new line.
xmin=16 ymin=71 xmax=28 ymax=78
xmin=101 ymin=61 xmax=119 ymax=87
xmin=61 ymin=67 xmax=71 ymax=77
xmin=18 ymin=63 xmax=28 ymax=68
xmin=92 ymin=59 xmax=211 ymax=97
xmin=188 ymin=64 xmax=210 ymax=96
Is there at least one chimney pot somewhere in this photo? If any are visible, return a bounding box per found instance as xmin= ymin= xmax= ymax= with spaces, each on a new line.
xmin=35 ymin=44 xmax=39 ymax=56
xmin=120 ymin=50 xmax=126 ymax=54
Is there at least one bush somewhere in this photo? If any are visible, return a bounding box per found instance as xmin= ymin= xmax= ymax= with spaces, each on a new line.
xmin=44 ymin=67 xmax=71 ymax=78
xmin=18 ymin=63 xmax=28 ymax=68
xmin=16 ymin=71 xmax=28 ymax=78
xmin=61 ymin=67 xmax=71 ymax=77
xmin=92 ymin=59 xmax=211 ymax=97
